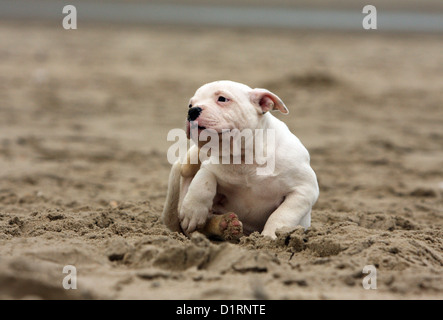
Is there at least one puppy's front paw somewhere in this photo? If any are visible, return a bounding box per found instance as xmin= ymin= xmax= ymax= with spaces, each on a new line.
xmin=179 ymin=202 xmax=209 ymax=235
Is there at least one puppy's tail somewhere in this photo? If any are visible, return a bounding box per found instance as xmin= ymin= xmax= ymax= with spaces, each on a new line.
xmin=161 ymin=160 xmax=182 ymax=232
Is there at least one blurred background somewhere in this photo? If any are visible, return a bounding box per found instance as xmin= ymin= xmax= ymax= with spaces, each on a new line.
xmin=0 ymin=0 xmax=442 ymax=299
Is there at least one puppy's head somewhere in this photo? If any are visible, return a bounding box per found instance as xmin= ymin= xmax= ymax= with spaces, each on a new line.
xmin=186 ymin=80 xmax=288 ymax=140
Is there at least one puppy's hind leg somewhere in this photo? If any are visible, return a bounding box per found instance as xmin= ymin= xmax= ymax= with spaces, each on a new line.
xmin=162 ymin=146 xmax=201 ymax=234
xmin=201 ymin=213 xmax=243 ymax=241
xmin=161 ymin=160 xmax=182 ymax=233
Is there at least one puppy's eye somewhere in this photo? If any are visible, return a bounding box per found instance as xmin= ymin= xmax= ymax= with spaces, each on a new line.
xmin=188 ymin=104 xmax=192 ymax=108
xmin=218 ymin=96 xmax=228 ymax=102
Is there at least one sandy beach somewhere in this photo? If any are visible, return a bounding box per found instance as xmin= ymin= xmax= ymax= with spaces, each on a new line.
xmin=0 ymin=19 xmax=442 ymax=299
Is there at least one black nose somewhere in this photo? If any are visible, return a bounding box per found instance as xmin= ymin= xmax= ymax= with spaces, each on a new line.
xmin=188 ymin=107 xmax=202 ymax=121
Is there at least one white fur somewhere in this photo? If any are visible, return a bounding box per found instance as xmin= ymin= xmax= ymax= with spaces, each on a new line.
xmin=162 ymin=81 xmax=319 ymax=239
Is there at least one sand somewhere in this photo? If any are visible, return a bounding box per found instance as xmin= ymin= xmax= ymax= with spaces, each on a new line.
xmin=0 ymin=21 xmax=442 ymax=299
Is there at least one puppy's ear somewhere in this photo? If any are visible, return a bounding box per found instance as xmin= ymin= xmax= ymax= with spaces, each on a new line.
xmin=250 ymin=88 xmax=289 ymax=114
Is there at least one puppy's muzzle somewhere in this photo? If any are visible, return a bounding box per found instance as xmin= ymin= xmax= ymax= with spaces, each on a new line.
xmin=188 ymin=106 xmax=202 ymax=122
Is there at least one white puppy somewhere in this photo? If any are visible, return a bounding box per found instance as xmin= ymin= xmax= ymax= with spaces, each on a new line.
xmin=162 ymin=80 xmax=319 ymax=239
